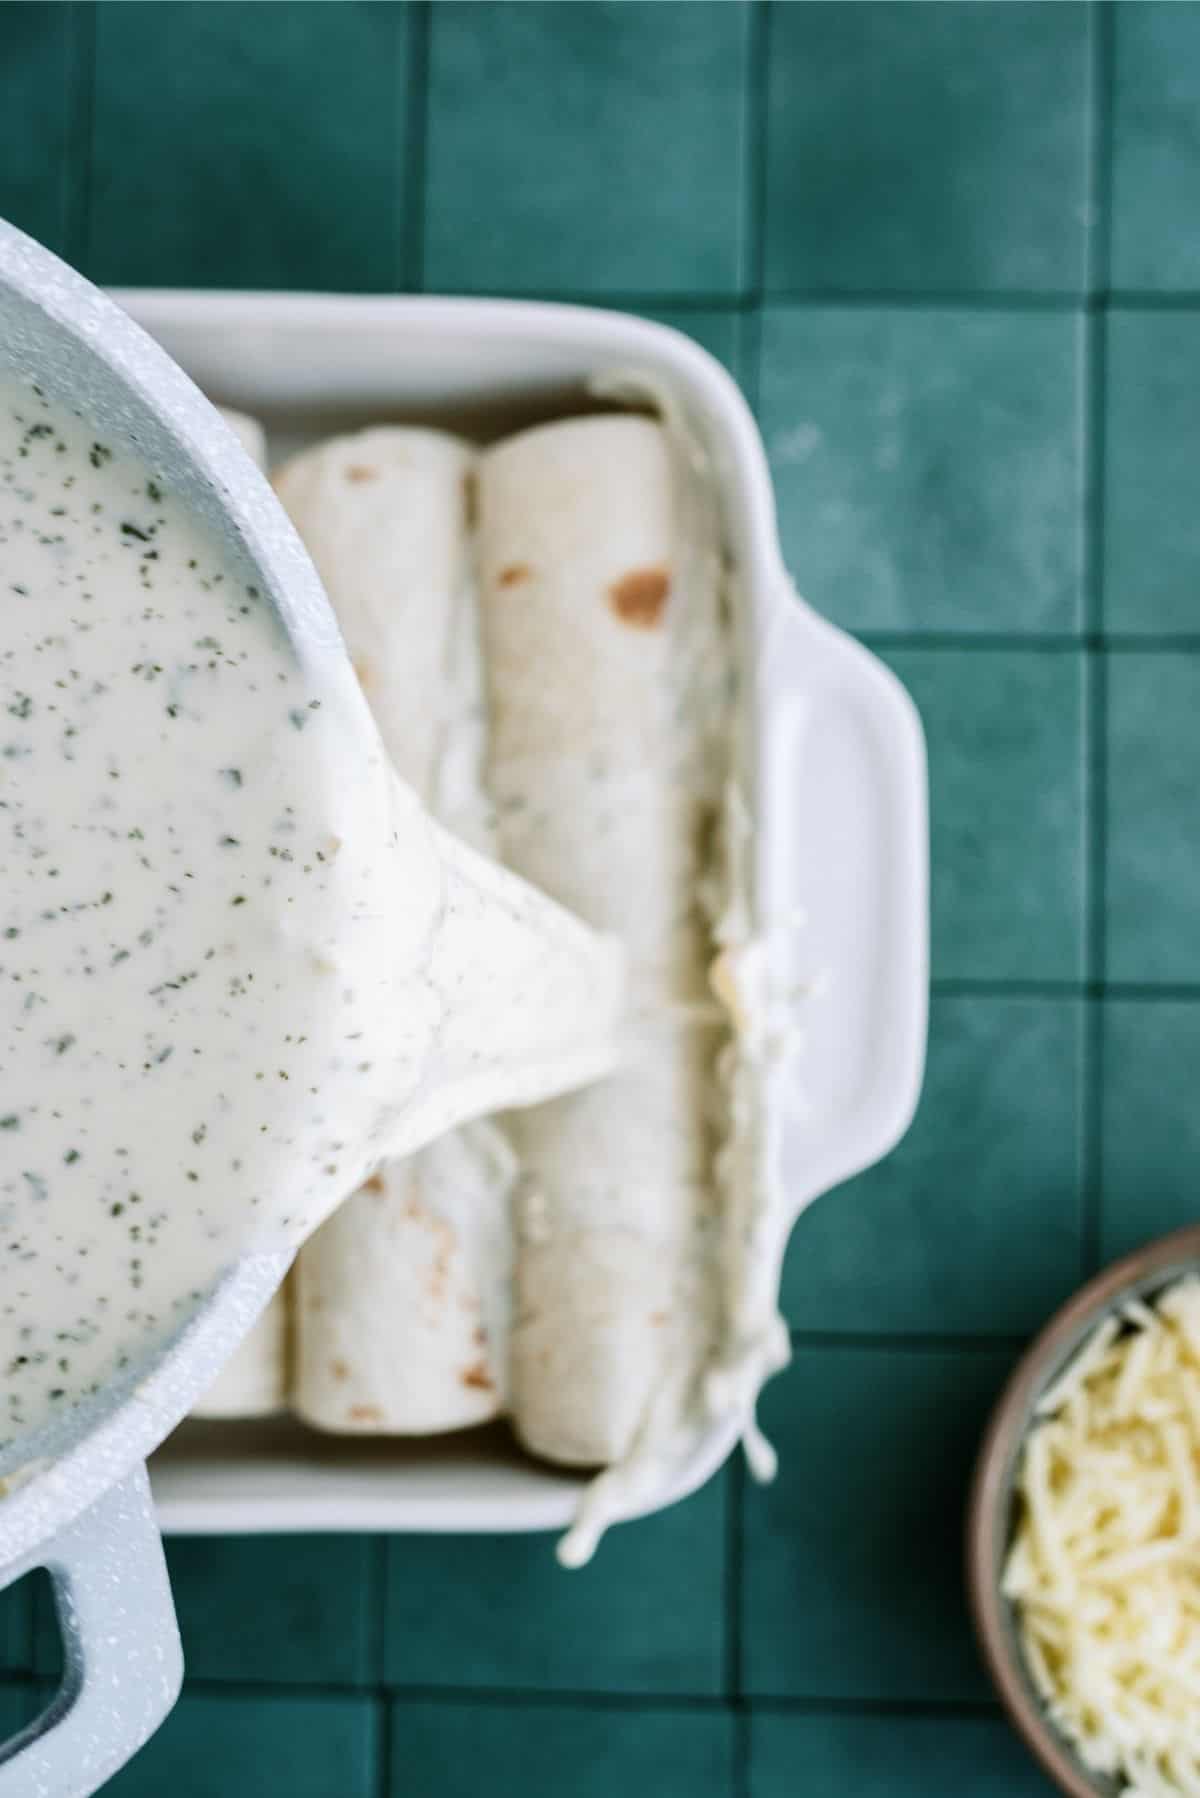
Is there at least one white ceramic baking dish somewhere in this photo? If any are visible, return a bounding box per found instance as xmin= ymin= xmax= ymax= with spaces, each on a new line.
xmin=112 ymin=291 xmax=929 ymax=1537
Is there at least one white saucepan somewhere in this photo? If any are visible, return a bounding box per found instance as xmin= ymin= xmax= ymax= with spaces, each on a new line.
xmin=0 ymin=224 xmax=627 ymax=1795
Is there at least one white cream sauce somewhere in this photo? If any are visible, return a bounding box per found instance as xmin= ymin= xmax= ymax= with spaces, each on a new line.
xmin=0 ymin=373 xmax=435 ymax=1453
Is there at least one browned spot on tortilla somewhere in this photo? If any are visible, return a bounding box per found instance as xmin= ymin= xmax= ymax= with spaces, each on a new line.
xmin=462 ymin=469 xmax=478 ymax=529
xmin=331 ymin=1358 xmax=350 ymax=1382
xmin=498 ymin=562 xmax=531 ymax=588
xmin=352 ymin=656 xmax=372 ymax=692
xmin=609 ymin=564 xmax=671 ymax=628
xmin=362 ymin=1173 xmax=386 ymax=1195
xmin=349 ymin=1404 xmax=383 ymax=1424
xmin=345 ymin=464 xmax=378 ymax=484
xmin=649 ymin=1310 xmax=668 ymax=1326
xmin=460 ymin=1361 xmax=494 ymax=1391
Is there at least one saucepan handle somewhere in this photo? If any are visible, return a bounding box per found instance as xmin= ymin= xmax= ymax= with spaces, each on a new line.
xmin=0 ymin=1463 xmax=182 ymax=1798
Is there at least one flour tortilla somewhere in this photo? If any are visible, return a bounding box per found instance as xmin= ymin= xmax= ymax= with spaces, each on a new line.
xmin=477 ymin=413 xmax=727 ymax=1468
xmin=510 ymin=1022 xmax=722 ymax=1465
xmin=277 ymin=427 xmax=513 ymax=1433
xmin=292 ymin=1122 xmax=513 ymax=1433
xmin=273 ymin=427 xmax=474 ymax=799
xmin=190 ymin=408 xmax=290 ymax=1421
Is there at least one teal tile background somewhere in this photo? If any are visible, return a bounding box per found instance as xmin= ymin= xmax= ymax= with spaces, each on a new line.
xmin=883 ymin=649 xmax=1086 ymax=981
xmin=0 ymin=5 xmax=75 ymax=259
xmin=759 ymin=308 xmax=1084 ymax=634
xmin=89 ymin=3 xmax=411 ymax=290
xmin=1104 ymin=311 xmax=1200 ymax=632
xmin=1110 ymin=3 xmax=1200 ymax=292
xmin=384 ymin=1478 xmax=726 ymax=1694
xmin=59 ymin=1531 xmax=370 ymax=1682
xmin=782 ymin=995 xmax=1084 ymax=1333
xmin=30 ymin=1536 xmax=375 ymax=1685
xmin=0 ymin=3 xmax=1194 ymax=1792
xmin=1101 ymin=1000 xmax=1200 ymax=1260
xmin=423 ymin=2 xmax=751 ymax=296
xmin=748 ymin=1711 xmax=1060 ymax=1798
xmin=390 ymin=1701 xmax=735 ymax=1798
xmin=740 ymin=1346 xmax=1011 ymax=1701
xmin=161 ymin=1536 xmax=375 ymax=1686
xmin=103 ymin=1693 xmax=377 ymax=1798
xmin=1106 ymin=653 xmax=1200 ymax=981
xmin=764 ymin=3 xmax=1092 ymax=296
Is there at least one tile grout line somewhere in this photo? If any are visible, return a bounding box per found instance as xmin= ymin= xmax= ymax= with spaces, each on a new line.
xmin=1081 ymin=0 xmax=1114 ymax=1278
xmin=752 ymin=289 xmax=1093 ymax=312
xmin=1082 ymin=650 xmax=1107 ymax=1281
xmin=738 ymin=303 xmax=764 ymax=418
xmin=743 ymin=1695 xmax=1007 ymax=1720
xmin=374 ymin=1682 xmax=392 ymax=1798
xmin=738 ymin=0 xmax=769 ymax=423
xmin=724 ymin=1452 xmax=744 ymax=1698
xmin=935 ymin=982 xmax=1200 ymax=1002
xmin=928 ymin=977 xmax=1200 ymax=1001
xmin=63 ymin=0 xmax=95 ymax=274
xmin=789 ymin=1329 xmax=1029 ymax=1354
xmin=1106 ymin=290 xmax=1200 ymax=309
xmin=400 ymin=0 xmax=432 ymax=293
xmin=929 ymin=978 xmax=1086 ymax=999
xmin=733 ymin=1703 xmax=752 ymax=1798
xmin=863 ymin=631 xmax=1200 ymax=652
xmin=1087 ymin=0 xmax=1115 ymax=304
xmin=743 ymin=0 xmax=771 ymax=308
xmin=370 ymin=1533 xmax=389 ymax=1686
xmin=295 ymin=1681 xmax=740 ymax=1711
xmin=370 ymin=1535 xmax=390 ymax=1796
xmin=722 ymin=1452 xmax=749 ymax=1798
xmin=0 ymin=1664 xmax=1016 ymax=1723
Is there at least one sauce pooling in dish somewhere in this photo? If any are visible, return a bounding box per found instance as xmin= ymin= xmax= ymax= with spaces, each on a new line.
xmin=0 ymin=373 xmax=429 ymax=1453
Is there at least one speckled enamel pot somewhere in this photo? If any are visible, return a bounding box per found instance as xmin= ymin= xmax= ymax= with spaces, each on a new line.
xmin=0 ymin=215 xmax=351 ymax=1796
xmin=0 ymin=213 xmax=648 ymax=1793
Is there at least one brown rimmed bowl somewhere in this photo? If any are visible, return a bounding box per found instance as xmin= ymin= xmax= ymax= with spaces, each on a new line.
xmin=967 ymin=1222 xmax=1200 ymax=1798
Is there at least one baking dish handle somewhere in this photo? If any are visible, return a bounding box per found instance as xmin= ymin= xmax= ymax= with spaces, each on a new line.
xmin=0 ymin=1463 xmax=182 ymax=1797
xmin=757 ymin=586 xmax=929 ymax=1217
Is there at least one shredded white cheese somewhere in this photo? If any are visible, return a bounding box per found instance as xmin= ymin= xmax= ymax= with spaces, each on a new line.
xmin=1007 ymin=1276 xmax=1200 ymax=1795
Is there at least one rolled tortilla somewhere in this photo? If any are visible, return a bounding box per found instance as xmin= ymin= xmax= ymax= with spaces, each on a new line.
xmin=271 ymin=427 xmax=477 ymax=802
xmin=477 ymin=413 xmax=728 ymax=1471
xmin=191 ymin=406 xmax=292 ymax=1421
xmin=289 ymin=1120 xmax=513 ymax=1433
xmin=276 ymin=427 xmax=512 ymax=1433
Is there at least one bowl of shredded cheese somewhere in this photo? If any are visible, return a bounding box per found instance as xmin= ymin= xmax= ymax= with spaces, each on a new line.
xmin=969 ymin=1224 xmax=1200 ymax=1798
